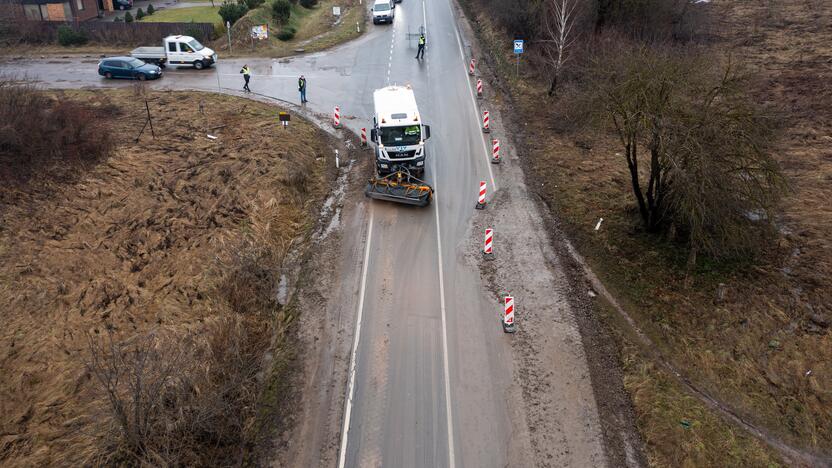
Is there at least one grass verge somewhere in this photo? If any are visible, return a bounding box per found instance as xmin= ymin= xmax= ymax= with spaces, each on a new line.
xmin=0 ymin=88 xmax=336 ymax=466
xmin=139 ymin=6 xmax=222 ymax=24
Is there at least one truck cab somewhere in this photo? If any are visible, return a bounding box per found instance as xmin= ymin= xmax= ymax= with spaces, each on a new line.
xmin=371 ymin=86 xmax=431 ymax=176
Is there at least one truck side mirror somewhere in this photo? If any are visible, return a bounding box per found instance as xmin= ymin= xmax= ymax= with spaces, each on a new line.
xmin=423 ymin=125 xmax=431 ymax=140
xmin=370 ymin=128 xmax=377 ymax=141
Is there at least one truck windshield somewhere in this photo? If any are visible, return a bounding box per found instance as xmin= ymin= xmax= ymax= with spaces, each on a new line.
xmin=380 ymin=125 xmax=421 ymax=146
xmin=188 ymin=39 xmax=205 ymax=51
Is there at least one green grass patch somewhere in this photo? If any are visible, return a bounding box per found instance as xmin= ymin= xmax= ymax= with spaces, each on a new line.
xmin=140 ymin=6 xmax=222 ymax=25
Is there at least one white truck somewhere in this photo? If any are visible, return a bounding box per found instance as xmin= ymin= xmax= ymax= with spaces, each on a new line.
xmin=130 ymin=35 xmax=217 ymax=70
xmin=370 ymin=85 xmax=431 ymax=177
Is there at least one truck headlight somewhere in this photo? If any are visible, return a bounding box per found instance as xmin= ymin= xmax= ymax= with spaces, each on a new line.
xmin=380 ymin=164 xmax=389 ymax=169
xmin=416 ymin=161 xmax=424 ymax=167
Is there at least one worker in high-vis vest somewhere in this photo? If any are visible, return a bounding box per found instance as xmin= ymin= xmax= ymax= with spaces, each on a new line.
xmin=416 ymin=33 xmax=426 ymax=60
xmin=240 ymin=65 xmax=251 ymax=93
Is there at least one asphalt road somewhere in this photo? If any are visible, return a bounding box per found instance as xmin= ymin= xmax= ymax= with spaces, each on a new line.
xmin=0 ymin=1 xmax=603 ymax=466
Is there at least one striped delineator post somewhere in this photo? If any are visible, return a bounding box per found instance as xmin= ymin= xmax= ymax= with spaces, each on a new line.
xmin=491 ymin=138 xmax=500 ymax=164
xmin=468 ymin=58 xmax=476 ymax=76
xmin=476 ymin=79 xmax=483 ymax=98
xmin=503 ymin=296 xmax=516 ymax=333
xmin=483 ymin=228 xmax=493 ymax=257
xmin=482 ymin=110 xmax=490 ymax=133
xmin=333 ymin=106 xmax=341 ymax=128
xmin=476 ymin=180 xmax=487 ymax=210
xmin=360 ymin=127 xmax=368 ymax=147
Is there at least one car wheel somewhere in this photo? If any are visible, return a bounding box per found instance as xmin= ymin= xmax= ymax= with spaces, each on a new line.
xmin=193 ymin=60 xmax=204 ymax=70
xmin=137 ymin=73 xmax=146 ymax=81
xmin=104 ymin=72 xmax=112 ymax=79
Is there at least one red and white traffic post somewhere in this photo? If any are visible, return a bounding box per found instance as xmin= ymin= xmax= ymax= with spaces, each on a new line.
xmin=333 ymin=106 xmax=341 ymax=128
xmin=483 ymin=228 xmax=494 ymax=258
xmin=476 ymin=180 xmax=487 ymax=210
xmin=491 ymin=138 xmax=500 ymax=164
xmin=468 ymin=58 xmax=476 ymax=76
xmin=503 ymin=295 xmax=516 ymax=333
xmin=476 ymin=79 xmax=483 ymax=98
xmin=482 ymin=110 xmax=490 ymax=133
xmin=360 ymin=127 xmax=368 ymax=147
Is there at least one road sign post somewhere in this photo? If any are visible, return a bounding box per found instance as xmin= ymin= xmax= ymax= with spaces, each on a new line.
xmin=513 ymin=39 xmax=524 ymax=77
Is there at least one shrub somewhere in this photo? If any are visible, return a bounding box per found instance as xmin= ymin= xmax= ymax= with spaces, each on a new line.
xmin=184 ymin=22 xmax=206 ymax=41
xmin=124 ymin=11 xmax=133 ymax=22
xmin=113 ymin=15 xmax=123 ymax=22
xmin=299 ymin=0 xmax=316 ymax=8
xmin=271 ymin=0 xmax=291 ymax=23
xmin=136 ymin=7 xmax=145 ymax=19
xmin=276 ymin=26 xmax=295 ymax=41
xmin=57 ymin=25 xmax=88 ymax=46
xmin=213 ymin=22 xmax=226 ymax=40
xmin=0 ymin=80 xmax=114 ymax=184
xmin=146 ymin=3 xmax=154 ymax=14
xmin=219 ymin=1 xmax=248 ymax=26
xmin=243 ymin=0 xmax=264 ymax=9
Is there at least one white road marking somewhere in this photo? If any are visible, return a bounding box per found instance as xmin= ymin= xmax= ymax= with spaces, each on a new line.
xmin=444 ymin=0 xmax=497 ymax=191
xmin=424 ymin=3 xmax=456 ymax=467
xmin=337 ymin=206 xmax=375 ymax=468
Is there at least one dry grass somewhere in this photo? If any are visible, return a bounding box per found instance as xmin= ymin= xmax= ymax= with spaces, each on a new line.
xmin=461 ymin=0 xmax=832 ymax=463
xmin=0 ymin=89 xmax=335 ymax=465
xmin=215 ymin=0 xmax=365 ymax=58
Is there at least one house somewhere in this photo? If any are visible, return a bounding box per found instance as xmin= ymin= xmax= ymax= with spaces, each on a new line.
xmin=14 ymin=0 xmax=100 ymax=21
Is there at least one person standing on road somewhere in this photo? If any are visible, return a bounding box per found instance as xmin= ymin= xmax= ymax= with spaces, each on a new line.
xmin=415 ymin=33 xmax=426 ymax=60
xmin=298 ymin=75 xmax=307 ymax=103
xmin=240 ymin=64 xmax=251 ymax=93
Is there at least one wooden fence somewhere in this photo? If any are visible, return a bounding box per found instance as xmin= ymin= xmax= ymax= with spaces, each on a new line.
xmin=7 ymin=20 xmax=215 ymax=44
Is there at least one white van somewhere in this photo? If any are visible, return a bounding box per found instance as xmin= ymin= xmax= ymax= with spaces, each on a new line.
xmin=372 ymin=0 xmax=394 ymax=24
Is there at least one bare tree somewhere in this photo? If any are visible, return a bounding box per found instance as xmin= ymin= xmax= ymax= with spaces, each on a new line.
xmin=572 ymin=41 xmax=787 ymax=264
xmin=540 ymin=0 xmax=581 ymax=96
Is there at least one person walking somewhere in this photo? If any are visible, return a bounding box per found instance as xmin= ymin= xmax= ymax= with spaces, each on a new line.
xmin=240 ymin=64 xmax=251 ymax=93
xmin=415 ymin=33 xmax=425 ymax=60
xmin=298 ymin=75 xmax=307 ymax=103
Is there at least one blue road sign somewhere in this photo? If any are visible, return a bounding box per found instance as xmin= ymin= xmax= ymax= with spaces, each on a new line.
xmin=513 ymin=39 xmax=524 ymax=54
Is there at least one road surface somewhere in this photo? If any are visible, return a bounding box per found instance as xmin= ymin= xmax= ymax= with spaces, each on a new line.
xmin=0 ymin=1 xmax=612 ymax=466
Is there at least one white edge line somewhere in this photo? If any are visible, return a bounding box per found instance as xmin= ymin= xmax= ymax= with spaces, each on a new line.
xmin=446 ymin=0 xmax=497 ymax=192
xmin=425 ymin=2 xmax=456 ymax=466
xmin=337 ymin=206 xmax=374 ymax=468
xmin=434 ymin=195 xmax=457 ymax=468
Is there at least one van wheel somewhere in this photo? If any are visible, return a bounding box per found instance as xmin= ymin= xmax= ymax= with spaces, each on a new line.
xmin=193 ymin=60 xmax=204 ymax=70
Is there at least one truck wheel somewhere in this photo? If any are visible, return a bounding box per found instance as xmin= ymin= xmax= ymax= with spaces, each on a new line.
xmin=193 ymin=60 xmax=204 ymax=70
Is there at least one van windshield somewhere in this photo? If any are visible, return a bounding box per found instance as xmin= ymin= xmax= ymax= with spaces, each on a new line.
xmin=380 ymin=125 xmax=421 ymax=146
xmin=374 ymin=3 xmax=390 ymax=11
xmin=188 ymin=39 xmax=205 ymax=51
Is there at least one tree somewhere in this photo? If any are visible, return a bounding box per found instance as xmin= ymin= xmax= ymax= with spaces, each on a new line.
xmin=576 ymin=42 xmax=786 ymax=263
xmin=539 ymin=0 xmax=581 ymax=96
xmin=136 ymin=7 xmax=145 ymax=19
xmin=146 ymin=3 xmax=154 ymax=14
xmin=124 ymin=11 xmax=133 ymax=22
xmin=218 ymin=1 xmax=248 ymax=26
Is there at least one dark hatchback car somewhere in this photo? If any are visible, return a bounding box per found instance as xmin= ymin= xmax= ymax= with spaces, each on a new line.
xmin=98 ymin=57 xmax=162 ymax=80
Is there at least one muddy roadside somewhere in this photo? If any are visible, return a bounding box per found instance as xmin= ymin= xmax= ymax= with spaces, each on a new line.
xmin=450 ymin=2 xmax=647 ymax=467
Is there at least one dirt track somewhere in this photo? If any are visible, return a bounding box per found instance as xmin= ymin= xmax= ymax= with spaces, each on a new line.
xmin=0 ymin=89 xmax=336 ymax=465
